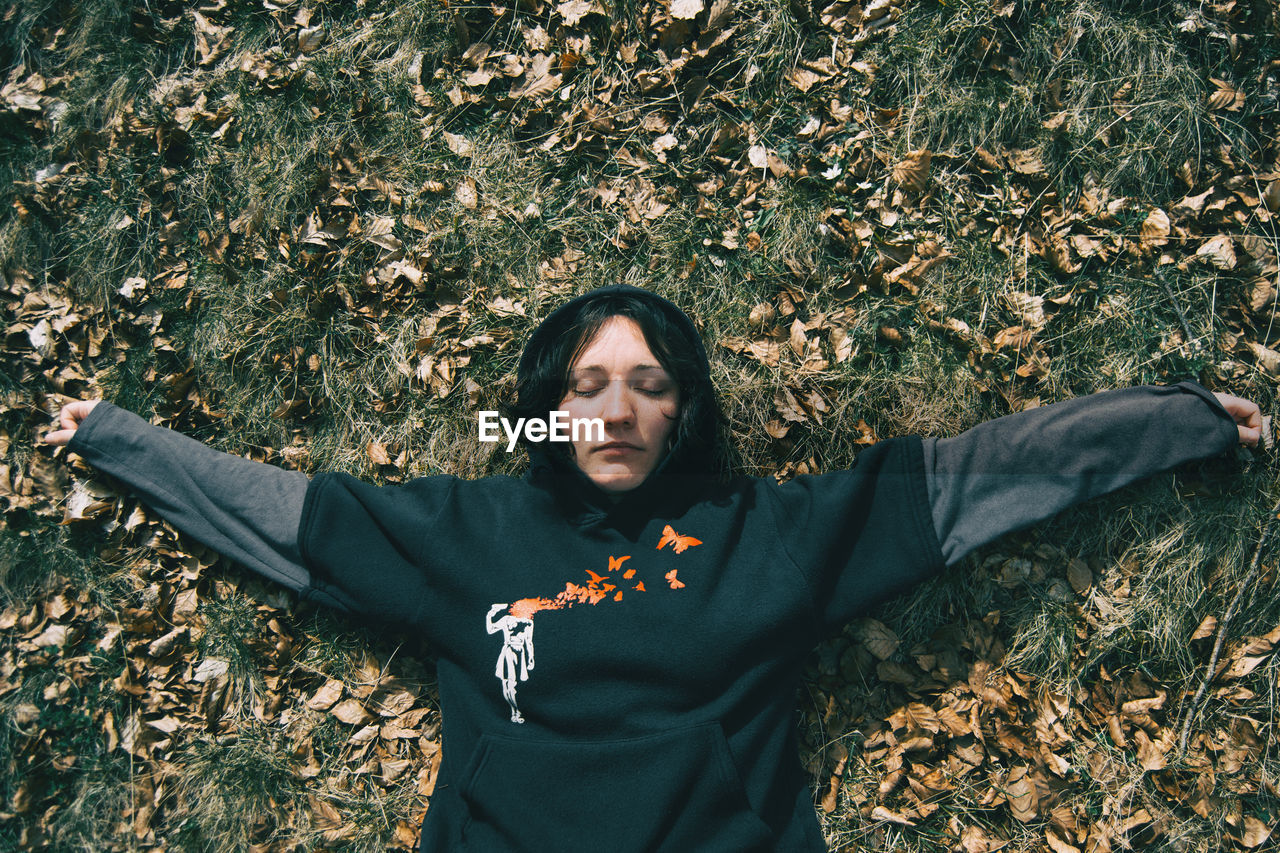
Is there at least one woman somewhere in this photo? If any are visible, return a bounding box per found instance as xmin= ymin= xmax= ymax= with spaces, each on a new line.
xmin=47 ymin=285 xmax=1260 ymax=851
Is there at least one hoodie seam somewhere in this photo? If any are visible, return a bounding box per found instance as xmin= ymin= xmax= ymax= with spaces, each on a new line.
xmin=760 ymin=481 xmax=824 ymax=635
xmin=413 ymin=476 xmax=458 ymax=569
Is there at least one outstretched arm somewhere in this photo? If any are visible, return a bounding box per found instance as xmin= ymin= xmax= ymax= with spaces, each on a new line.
xmin=924 ymin=381 xmax=1256 ymax=567
xmin=47 ymin=400 xmax=314 ymax=596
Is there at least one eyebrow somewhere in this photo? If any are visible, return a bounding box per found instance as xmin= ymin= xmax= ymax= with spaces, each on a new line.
xmin=571 ymin=364 xmax=669 ymax=375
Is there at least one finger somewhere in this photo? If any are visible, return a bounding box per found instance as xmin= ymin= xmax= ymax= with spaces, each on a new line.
xmin=44 ymin=429 xmax=72 ymax=446
xmin=60 ymin=408 xmax=78 ymax=431
xmin=1240 ymin=425 xmax=1261 ymax=447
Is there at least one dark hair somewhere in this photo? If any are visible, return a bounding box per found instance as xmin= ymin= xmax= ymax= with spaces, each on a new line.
xmin=510 ymin=289 xmax=731 ymax=478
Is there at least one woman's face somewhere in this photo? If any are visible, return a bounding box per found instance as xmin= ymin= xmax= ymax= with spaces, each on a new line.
xmin=557 ymin=315 xmax=681 ymax=494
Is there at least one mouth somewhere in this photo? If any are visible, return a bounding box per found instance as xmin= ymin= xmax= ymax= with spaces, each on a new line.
xmin=594 ymin=441 xmax=643 ymax=453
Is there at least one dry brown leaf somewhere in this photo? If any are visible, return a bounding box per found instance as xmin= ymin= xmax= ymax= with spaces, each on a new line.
xmin=960 ymin=825 xmax=1003 ymax=853
xmin=1046 ymin=238 xmax=1081 ymax=274
xmin=870 ymin=805 xmax=916 ymax=826
xmin=1207 ymin=78 xmax=1244 ymax=111
xmin=1005 ymin=767 xmax=1039 ymax=822
xmin=1265 ymin=180 xmax=1280 ymax=212
xmin=706 ymin=0 xmax=734 ymax=30
xmin=748 ymin=302 xmax=774 ymax=327
xmin=891 ymin=149 xmax=931 ymax=192
xmin=1045 ymin=828 xmax=1081 ymax=853
xmin=1196 ymin=234 xmax=1236 ymax=270
xmin=557 ymin=0 xmax=595 ymax=26
xmin=1190 ymin=615 xmax=1217 ymax=641
xmin=1239 ymin=816 xmax=1273 ymax=848
xmin=1222 ymin=653 xmax=1269 ymax=680
xmin=789 ymin=318 xmax=807 ymax=355
xmin=455 ymin=177 xmax=478 ymax=209
xmin=367 ymin=441 xmax=391 ymax=465
xmin=854 ymin=618 xmax=899 ymax=660
xmin=1248 ymin=342 xmax=1280 ymax=376
xmin=1010 ymin=149 xmax=1047 ymax=179
xmin=443 ymin=131 xmax=474 ymax=157
xmin=1139 ymin=209 xmax=1170 ymax=247
xmin=1067 ymin=559 xmax=1092 ymax=594
xmin=1133 ymin=729 xmax=1167 ymax=770
xmin=331 ymin=698 xmax=373 ymax=725
xmin=297 ymin=26 xmax=326 ymax=54
xmin=784 ymin=68 xmax=822 ymax=93
xmin=308 ymin=679 xmax=344 ymax=711
xmin=670 ymin=0 xmax=705 ymax=19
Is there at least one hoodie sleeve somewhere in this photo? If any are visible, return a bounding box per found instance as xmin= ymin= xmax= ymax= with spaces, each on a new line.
xmin=67 ymin=402 xmax=313 ymax=595
xmin=296 ymin=471 xmax=458 ymax=630
xmin=922 ymin=380 xmax=1240 ymax=567
xmin=763 ymin=436 xmax=946 ymax=632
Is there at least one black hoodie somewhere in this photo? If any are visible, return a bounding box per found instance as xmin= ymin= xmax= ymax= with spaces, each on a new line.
xmin=299 ymin=286 xmax=944 ymax=850
xmin=67 ymin=286 xmax=1241 ymax=851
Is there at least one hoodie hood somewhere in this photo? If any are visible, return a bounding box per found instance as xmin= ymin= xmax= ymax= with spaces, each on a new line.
xmin=515 ymin=284 xmax=721 ymax=518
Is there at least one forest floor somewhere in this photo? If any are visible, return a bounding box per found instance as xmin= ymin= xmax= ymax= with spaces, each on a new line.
xmin=2 ymin=0 xmax=1280 ymax=850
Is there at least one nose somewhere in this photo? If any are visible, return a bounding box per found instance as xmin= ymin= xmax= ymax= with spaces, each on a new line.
xmin=599 ymin=380 xmax=636 ymax=427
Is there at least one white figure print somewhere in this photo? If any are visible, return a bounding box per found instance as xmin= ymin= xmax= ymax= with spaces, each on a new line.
xmin=487 ymin=603 xmax=535 ymax=723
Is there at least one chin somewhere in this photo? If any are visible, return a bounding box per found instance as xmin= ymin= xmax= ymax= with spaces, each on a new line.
xmin=588 ymin=467 xmax=646 ymax=494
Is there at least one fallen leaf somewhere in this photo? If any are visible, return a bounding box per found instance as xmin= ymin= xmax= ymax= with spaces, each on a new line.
xmin=1067 ymin=559 xmax=1092 ymax=594
xmin=854 ymin=618 xmax=899 ymax=660
xmin=670 ymin=0 xmax=705 ymax=20
xmin=1196 ymin=234 xmax=1236 ymax=270
xmin=331 ymin=698 xmax=373 ymax=726
xmin=1005 ymin=767 xmax=1039 ymax=821
xmin=891 ymin=149 xmax=931 ymax=192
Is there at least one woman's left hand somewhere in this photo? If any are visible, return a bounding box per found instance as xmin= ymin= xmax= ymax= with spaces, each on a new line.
xmin=1214 ymin=392 xmax=1262 ymax=447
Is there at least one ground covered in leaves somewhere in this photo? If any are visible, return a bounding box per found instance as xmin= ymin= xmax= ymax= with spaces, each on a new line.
xmin=3 ymin=0 xmax=1280 ymax=850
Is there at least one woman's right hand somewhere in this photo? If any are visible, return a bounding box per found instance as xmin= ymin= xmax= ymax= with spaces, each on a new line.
xmin=44 ymin=400 xmax=100 ymax=446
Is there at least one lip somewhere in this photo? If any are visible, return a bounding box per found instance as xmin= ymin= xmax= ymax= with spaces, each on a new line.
xmin=593 ymin=441 xmax=643 ymax=453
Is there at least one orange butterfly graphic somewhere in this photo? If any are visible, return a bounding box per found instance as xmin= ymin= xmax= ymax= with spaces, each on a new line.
xmin=656 ymin=524 xmax=702 ymax=554
xmin=634 ymin=581 xmax=646 ymax=592
xmin=608 ymin=555 xmax=631 ymax=572
xmin=585 ymin=570 xmax=607 ymax=584
xmin=665 ymin=569 xmax=685 ymax=590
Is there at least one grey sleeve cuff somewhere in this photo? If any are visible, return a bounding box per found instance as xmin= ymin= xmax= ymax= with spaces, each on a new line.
xmin=924 ymin=381 xmax=1240 ymax=567
xmin=68 ymin=402 xmax=313 ymax=594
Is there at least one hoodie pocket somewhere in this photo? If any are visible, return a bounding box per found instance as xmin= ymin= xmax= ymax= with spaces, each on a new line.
xmin=457 ymin=722 xmax=775 ymax=852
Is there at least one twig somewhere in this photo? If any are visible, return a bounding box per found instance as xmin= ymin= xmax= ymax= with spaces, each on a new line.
xmin=1177 ymin=495 xmax=1280 ymax=752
